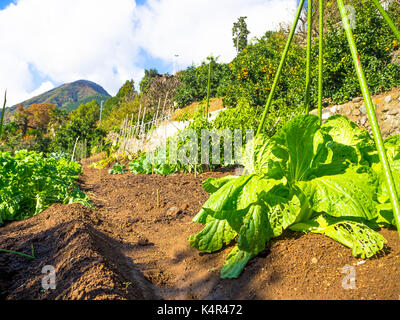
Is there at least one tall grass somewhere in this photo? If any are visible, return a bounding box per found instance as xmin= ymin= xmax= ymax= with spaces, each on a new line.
xmin=0 ymin=90 xmax=7 ymax=139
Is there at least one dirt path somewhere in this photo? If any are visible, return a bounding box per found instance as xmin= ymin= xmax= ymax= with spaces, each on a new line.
xmin=1 ymin=165 xmax=400 ymax=300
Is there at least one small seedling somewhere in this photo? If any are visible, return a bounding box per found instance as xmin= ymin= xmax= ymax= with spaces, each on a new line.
xmin=0 ymin=244 xmax=35 ymax=259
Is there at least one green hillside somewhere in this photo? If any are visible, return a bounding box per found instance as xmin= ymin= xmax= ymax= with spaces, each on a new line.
xmin=2 ymin=80 xmax=110 ymax=121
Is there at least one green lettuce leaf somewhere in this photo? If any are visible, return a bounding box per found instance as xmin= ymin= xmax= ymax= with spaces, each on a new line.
xmin=241 ymin=134 xmax=280 ymax=176
xmin=374 ymin=160 xmax=400 ymax=202
xmin=291 ymin=214 xmax=386 ymax=259
xmin=384 ymin=135 xmax=400 ymax=162
xmin=220 ymin=246 xmax=255 ymax=279
xmin=188 ymin=216 xmax=237 ymax=253
xmin=321 ymin=115 xmax=378 ymax=166
xmin=193 ymin=175 xmax=285 ymax=230
xmin=202 ymin=176 xmax=240 ymax=194
xmin=238 ymin=204 xmax=272 ymax=253
xmin=297 ymin=168 xmax=379 ymax=220
xmin=376 ymin=203 xmax=396 ymax=227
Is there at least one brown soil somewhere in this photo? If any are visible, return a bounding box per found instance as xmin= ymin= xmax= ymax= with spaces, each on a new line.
xmin=1 ymin=165 xmax=400 ymax=300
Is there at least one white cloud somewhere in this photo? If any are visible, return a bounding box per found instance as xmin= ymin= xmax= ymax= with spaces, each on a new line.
xmin=0 ymin=0 xmax=297 ymax=106
xmin=0 ymin=0 xmax=142 ymax=105
xmin=134 ymin=0 xmax=297 ymax=67
xmin=28 ymin=81 xmax=55 ymax=98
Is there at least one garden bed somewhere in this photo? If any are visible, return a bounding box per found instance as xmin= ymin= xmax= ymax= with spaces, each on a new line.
xmin=0 ymin=165 xmax=399 ymax=300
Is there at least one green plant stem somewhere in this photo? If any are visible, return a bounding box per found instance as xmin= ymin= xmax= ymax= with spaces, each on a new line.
xmin=256 ymin=0 xmax=305 ymax=136
xmin=318 ymin=0 xmax=324 ymax=124
xmin=305 ymin=0 xmax=313 ymax=114
xmin=370 ymin=0 xmax=400 ymax=42
xmin=0 ymin=244 xmax=35 ymax=259
xmin=206 ymin=60 xmax=212 ymax=120
xmin=0 ymin=90 xmax=7 ymax=140
xmin=338 ymin=0 xmax=400 ymax=238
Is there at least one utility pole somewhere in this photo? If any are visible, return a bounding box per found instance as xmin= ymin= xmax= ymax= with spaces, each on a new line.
xmin=173 ymin=54 xmax=179 ymax=74
xmin=99 ymin=100 xmax=104 ymax=124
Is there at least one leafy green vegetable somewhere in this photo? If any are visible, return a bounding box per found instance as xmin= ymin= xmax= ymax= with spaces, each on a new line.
xmin=0 ymin=150 xmax=90 ymax=225
xmin=188 ymin=216 xmax=237 ymax=253
xmin=189 ymin=115 xmax=399 ymax=278
xmin=290 ymin=214 xmax=386 ymax=259
xmin=384 ymin=135 xmax=400 ymax=162
xmin=108 ymin=163 xmax=128 ymax=175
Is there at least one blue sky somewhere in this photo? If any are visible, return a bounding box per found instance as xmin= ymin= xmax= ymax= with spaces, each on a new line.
xmin=0 ymin=0 xmax=12 ymax=10
xmin=0 ymin=0 xmax=297 ymax=106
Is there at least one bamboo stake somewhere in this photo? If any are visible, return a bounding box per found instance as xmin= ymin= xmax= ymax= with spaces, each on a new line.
xmin=256 ymin=0 xmax=306 ymax=136
xmin=337 ymin=0 xmax=400 ymax=238
xmin=155 ymin=97 xmax=161 ymax=127
xmin=318 ymin=0 xmax=324 ymax=124
xmin=162 ymin=92 xmax=169 ymax=121
xmin=71 ymin=136 xmax=80 ymax=162
xmin=305 ymin=0 xmax=313 ymax=114
xmin=370 ymin=0 xmax=400 ymax=42
xmin=206 ymin=59 xmax=212 ymax=119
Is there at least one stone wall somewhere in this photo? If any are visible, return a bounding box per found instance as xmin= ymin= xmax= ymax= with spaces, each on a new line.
xmin=311 ymin=87 xmax=400 ymax=138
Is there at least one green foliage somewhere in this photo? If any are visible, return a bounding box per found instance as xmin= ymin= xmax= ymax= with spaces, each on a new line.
xmin=139 ymin=69 xmax=159 ymax=94
xmin=0 ymin=122 xmax=21 ymax=152
xmin=108 ymin=163 xmax=128 ymax=175
xmin=0 ymin=91 xmax=6 ymax=140
xmin=62 ymin=93 xmax=110 ymax=114
xmin=102 ymin=80 xmax=137 ymax=119
xmin=214 ymin=98 xmax=301 ymax=138
xmin=222 ymin=2 xmax=400 ymax=127
xmin=232 ymin=16 xmax=250 ymax=53
xmin=51 ymin=100 xmax=106 ymax=156
xmin=129 ymin=153 xmax=179 ymax=175
xmin=189 ymin=115 xmax=399 ymax=278
xmin=129 ymin=143 xmax=204 ymax=176
xmin=101 ymin=95 xmax=144 ymax=132
xmin=320 ymin=1 xmax=400 ymax=104
xmin=174 ymin=57 xmax=232 ymax=108
xmin=0 ymin=150 xmax=90 ymax=225
xmin=116 ymin=80 xmax=137 ymax=100
xmin=224 ymin=31 xmax=306 ymax=110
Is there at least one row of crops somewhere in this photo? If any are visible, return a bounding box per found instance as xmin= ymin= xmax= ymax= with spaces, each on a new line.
xmin=0 ymin=151 xmax=89 ymax=225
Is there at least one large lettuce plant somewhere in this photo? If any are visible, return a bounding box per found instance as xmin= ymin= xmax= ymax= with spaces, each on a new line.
xmin=189 ymin=115 xmax=400 ymax=278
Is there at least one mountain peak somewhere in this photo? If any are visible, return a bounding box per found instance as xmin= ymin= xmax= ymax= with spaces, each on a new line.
xmin=2 ymin=80 xmax=111 ymax=122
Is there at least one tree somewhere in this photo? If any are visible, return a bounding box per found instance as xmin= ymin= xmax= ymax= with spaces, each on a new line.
xmin=52 ymin=100 xmax=106 ymax=154
xmin=116 ymin=79 xmax=137 ymax=101
xmin=174 ymin=56 xmax=231 ymax=108
xmin=102 ymin=79 xmax=138 ymax=119
xmin=14 ymin=104 xmax=30 ymax=137
xmin=139 ymin=68 xmax=159 ymax=94
xmin=141 ymin=74 xmax=181 ymax=113
xmin=14 ymin=103 xmax=56 ymax=136
xmin=26 ymin=103 xmax=56 ymax=132
xmin=48 ymin=108 xmax=68 ymax=136
xmin=232 ymin=16 xmax=250 ymax=54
